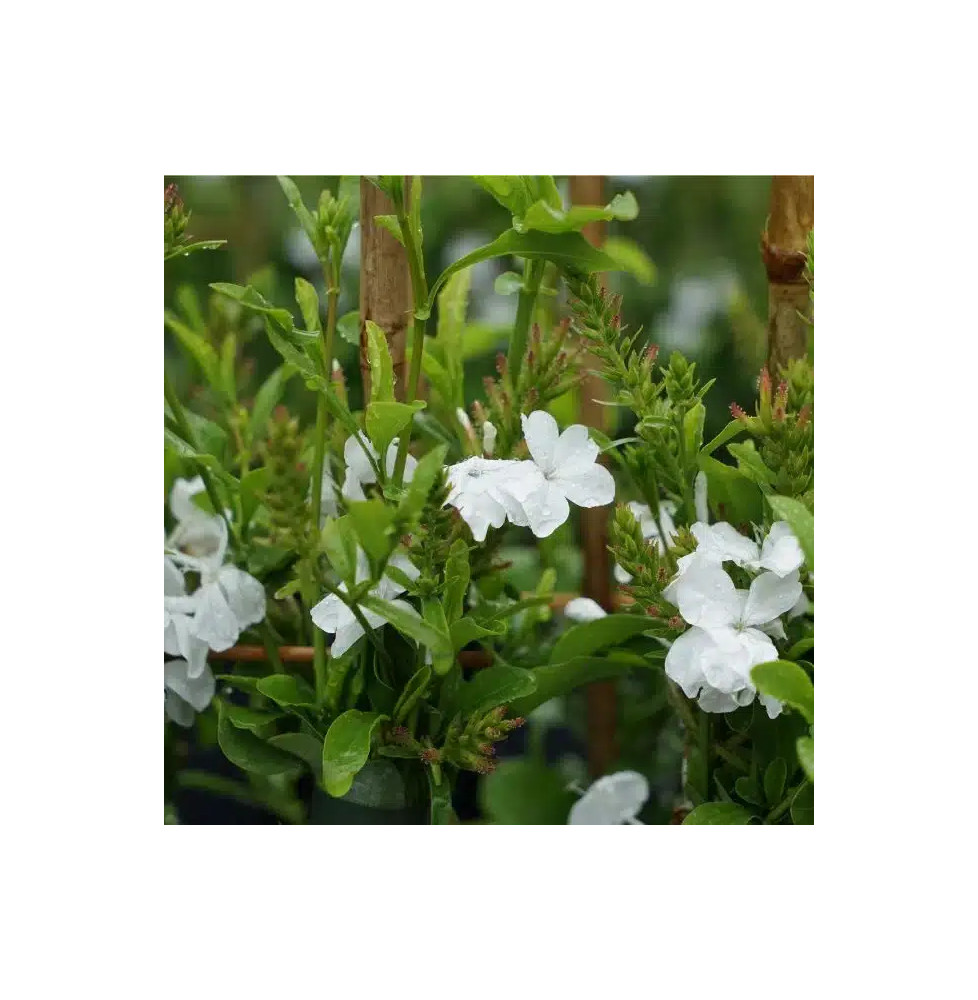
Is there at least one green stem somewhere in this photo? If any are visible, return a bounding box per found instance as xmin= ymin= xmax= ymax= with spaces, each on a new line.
xmin=262 ymin=625 xmax=285 ymax=674
xmin=392 ymin=194 xmax=428 ymax=487
xmin=507 ymin=259 xmax=544 ymax=379
xmin=765 ymin=790 xmax=796 ymax=825
xmin=675 ymin=405 xmax=696 ymax=525
xmin=714 ymin=744 xmax=749 ymax=773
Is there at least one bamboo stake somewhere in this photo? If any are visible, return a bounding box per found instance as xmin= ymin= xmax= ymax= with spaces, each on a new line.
xmin=763 ymin=176 xmax=814 ymax=373
xmin=569 ymin=175 xmax=618 ymax=778
xmin=359 ymin=179 xmax=412 ymax=400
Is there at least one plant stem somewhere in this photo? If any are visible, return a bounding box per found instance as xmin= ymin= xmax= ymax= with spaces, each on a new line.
xmin=391 ymin=194 xmax=428 ymax=487
xmin=765 ymin=789 xmax=796 ymax=825
xmin=508 ymin=259 xmax=544 ymax=379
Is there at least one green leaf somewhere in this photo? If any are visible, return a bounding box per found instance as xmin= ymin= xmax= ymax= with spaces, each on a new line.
xmin=728 ymin=440 xmax=776 ymax=488
xmin=509 ymin=654 xmax=648 ymax=717
xmin=215 ymin=674 xmax=262 ymax=694
xmin=278 ymin=176 xmax=320 ymax=256
xmin=734 ymin=777 xmax=764 ymax=806
xmin=374 ymin=214 xmax=405 ymax=246
xmin=222 ymin=702 xmax=283 ymax=734
xmin=164 ymin=311 xmax=221 ymax=388
xmin=550 ymin=614 xmax=653 ymax=665
xmin=796 ymin=737 xmax=814 ymax=783
xmin=294 ymin=277 xmax=321 ymax=335
xmin=322 ymin=710 xmax=389 ymax=798
xmin=683 ymin=802 xmax=755 ymax=825
xmin=210 ymin=282 xmax=297 ymax=334
xmin=398 ymin=444 xmax=448 ymax=521
xmin=480 ymin=760 xmax=576 ymax=825
xmin=420 ymin=353 xmax=455 ymax=407
xmin=249 ymin=365 xmax=294 ymax=439
xmin=696 ymin=453 xmax=764 ymax=524
xmin=219 ymin=333 xmax=237 ymax=400
xmin=346 ymin=500 xmax=396 ymax=565
xmin=701 ymin=418 xmax=745 ymax=456
xmin=164 ymin=239 xmax=227 ymax=262
xmin=601 ymin=236 xmax=656 ymax=285
xmin=239 ymin=467 xmax=269 ymax=527
xmin=443 ymin=539 xmax=470 ymax=624
xmin=751 ymin=660 xmax=814 ymax=724
xmin=336 ymin=310 xmax=360 ymax=346
xmin=456 ymin=662 xmax=536 ymax=717
xmin=450 ymin=617 xmax=504 ymax=652
xmin=494 ymin=271 xmax=524 ymax=296
xmin=262 ymin=317 xmax=318 ymax=379
xmin=256 ymin=674 xmax=317 ymax=709
xmin=216 ymin=702 xmax=303 ymax=776
xmin=359 ymin=595 xmax=452 ymax=655
xmin=163 ymin=428 xmax=238 ymax=490
xmin=790 ymin=781 xmax=814 ymax=824
xmin=767 ymin=494 xmax=814 ymax=572
xmin=763 ymin=757 xmax=788 ymax=805
xmin=392 ymin=665 xmax=432 ymax=724
xmin=422 ymin=600 xmax=454 ymax=674
xmin=517 ymin=190 xmax=638 ymax=235
xmin=365 ymin=320 xmax=396 ymax=403
xmin=421 ymin=229 xmax=622 ymax=319
xmin=472 ymin=175 xmax=534 ymax=216
xmin=267 ymin=732 xmax=323 ymax=776
xmin=320 ymin=516 xmax=358 ymax=584
xmin=365 ymin=400 xmax=425 ymax=458
xmin=683 ymin=401 xmax=706 ymax=456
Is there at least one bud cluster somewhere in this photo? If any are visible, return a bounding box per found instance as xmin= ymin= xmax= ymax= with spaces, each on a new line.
xmin=608 ymin=504 xmax=682 ymax=626
xmin=566 ymin=272 xmax=663 ymax=418
xmin=256 ymin=406 xmax=313 ymax=553
xmin=164 ymin=184 xmax=191 ymax=257
xmin=730 ymin=357 xmax=814 ymax=502
xmin=440 ymin=704 xmax=526 ymax=775
xmin=314 ymin=189 xmax=355 ymax=265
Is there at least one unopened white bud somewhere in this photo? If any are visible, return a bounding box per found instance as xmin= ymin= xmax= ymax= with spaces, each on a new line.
xmin=455 ymin=407 xmax=473 ymax=434
xmin=482 ymin=421 xmax=497 ymax=456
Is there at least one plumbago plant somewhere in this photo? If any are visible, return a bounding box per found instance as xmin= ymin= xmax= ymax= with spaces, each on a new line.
xmin=560 ymin=240 xmax=814 ymax=825
xmin=164 ymin=175 xmax=662 ymax=823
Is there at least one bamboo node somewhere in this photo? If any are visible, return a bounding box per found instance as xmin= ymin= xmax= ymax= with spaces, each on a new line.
xmin=760 ymin=232 xmax=808 ymax=284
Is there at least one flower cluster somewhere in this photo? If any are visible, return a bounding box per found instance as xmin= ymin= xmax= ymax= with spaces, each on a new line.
xmin=163 ymin=477 xmax=266 ymax=725
xmin=444 ymin=410 xmax=615 ymax=541
xmin=662 ymin=520 xmax=806 ymax=717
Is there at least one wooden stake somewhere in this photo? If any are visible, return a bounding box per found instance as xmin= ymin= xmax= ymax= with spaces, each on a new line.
xmin=359 ymin=179 xmax=411 ymax=400
xmin=763 ymin=175 xmax=814 ymax=373
xmin=570 ymin=175 xmax=618 ymax=778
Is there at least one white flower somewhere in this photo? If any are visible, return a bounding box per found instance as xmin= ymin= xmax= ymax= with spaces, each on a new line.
xmin=482 ymin=421 xmax=497 ymax=457
xmin=519 ymin=410 xmax=615 ymax=537
xmin=164 ymin=656 xmax=216 ymax=727
xmin=756 ymin=521 xmax=804 ymax=577
xmin=341 ymin=433 xmax=417 ymax=502
xmin=614 ymin=500 xmax=678 ymax=584
xmin=318 ymin=468 xmax=340 ymax=524
xmin=455 ymin=406 xmax=473 ymax=434
xmin=568 ymin=771 xmax=649 ymax=824
xmin=664 ymin=562 xmax=801 ymax=718
xmin=164 ymin=556 xmax=209 ymax=678
xmin=445 ymin=457 xmax=541 ymax=542
xmin=564 ymin=597 xmax=608 ymax=622
xmin=310 ymin=550 xmax=420 ymax=657
xmin=165 ymin=479 xmax=266 ymax=652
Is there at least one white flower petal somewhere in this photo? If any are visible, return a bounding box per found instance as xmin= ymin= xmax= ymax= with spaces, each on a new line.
xmin=552 ymin=423 xmax=599 ymax=474
xmin=521 ymin=410 xmax=560 ymax=474
xmin=787 ymin=591 xmax=812 ymax=620
xmin=482 ymin=421 xmax=497 ymax=456
xmin=343 ymin=433 xmax=378 ymax=495
xmin=672 ymin=563 xmax=740 ymax=629
xmin=522 ymin=480 xmax=570 ymax=538
xmin=331 ymin=618 xmax=366 ymax=657
xmin=759 ymin=521 xmax=805 ymax=577
xmin=691 ymin=522 xmax=760 ymax=568
xmin=164 ymin=689 xmax=196 ymax=727
xmin=568 ymin=771 xmax=650 ymax=824
xmin=555 ymin=462 xmax=615 ymax=508
xmin=697 ymin=686 xmax=744 ymax=714
xmin=384 ymin=441 xmax=416 ymax=483
xmin=191 ymin=580 xmax=241 ymax=651
xmin=614 ymin=563 xmax=633 ymax=585
xmin=664 ymin=627 xmax=713 ymax=698
xmin=564 ymin=597 xmax=608 ymax=622
xmin=169 ymin=476 xmax=205 ymax=522
xmin=164 ymin=556 xmax=186 ymax=597
xmin=218 ymin=565 xmax=266 ymax=630
xmin=742 ymin=570 xmax=802 ymax=627
xmin=310 ymin=593 xmax=348 ymax=634
xmin=758 ymin=693 xmax=783 ymax=719
xmin=164 ymin=658 xmax=215 ymax=712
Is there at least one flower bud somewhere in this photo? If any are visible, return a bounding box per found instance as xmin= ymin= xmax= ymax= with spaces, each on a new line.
xmin=482 ymin=421 xmax=497 ymax=457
